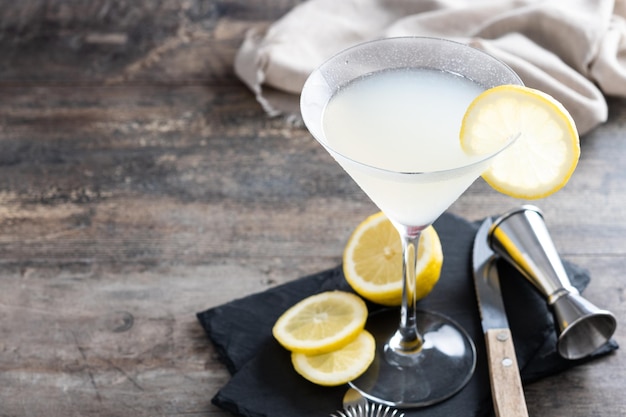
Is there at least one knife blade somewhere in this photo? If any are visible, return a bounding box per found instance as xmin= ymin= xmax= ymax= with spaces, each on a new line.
xmin=473 ymin=218 xmax=529 ymax=417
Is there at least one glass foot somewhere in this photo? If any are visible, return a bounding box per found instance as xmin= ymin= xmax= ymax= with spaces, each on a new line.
xmin=350 ymin=308 xmax=476 ymax=408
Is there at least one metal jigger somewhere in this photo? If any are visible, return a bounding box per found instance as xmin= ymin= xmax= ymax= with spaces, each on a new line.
xmin=488 ymin=205 xmax=617 ymax=360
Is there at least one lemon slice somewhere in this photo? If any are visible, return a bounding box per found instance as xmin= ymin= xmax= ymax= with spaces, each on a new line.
xmin=460 ymin=84 xmax=580 ymax=200
xmin=291 ymin=330 xmax=375 ymax=386
xmin=343 ymin=212 xmax=443 ymax=306
xmin=272 ymin=291 xmax=368 ymax=355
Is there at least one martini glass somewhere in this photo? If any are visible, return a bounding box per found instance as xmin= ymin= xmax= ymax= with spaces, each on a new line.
xmin=300 ymin=37 xmax=522 ymax=408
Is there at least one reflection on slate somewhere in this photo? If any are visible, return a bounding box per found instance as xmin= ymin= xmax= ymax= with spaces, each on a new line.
xmin=197 ymin=212 xmax=618 ymax=417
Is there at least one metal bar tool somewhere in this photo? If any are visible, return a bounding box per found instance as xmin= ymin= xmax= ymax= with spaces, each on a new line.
xmin=488 ymin=205 xmax=617 ymax=360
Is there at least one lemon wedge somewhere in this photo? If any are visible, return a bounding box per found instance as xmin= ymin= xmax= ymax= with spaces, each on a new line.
xmin=272 ymin=291 xmax=368 ymax=355
xmin=460 ymin=84 xmax=580 ymax=199
xmin=291 ymin=330 xmax=376 ymax=386
xmin=343 ymin=212 xmax=443 ymax=306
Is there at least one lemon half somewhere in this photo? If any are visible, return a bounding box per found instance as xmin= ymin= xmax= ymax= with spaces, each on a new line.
xmin=343 ymin=212 xmax=443 ymax=306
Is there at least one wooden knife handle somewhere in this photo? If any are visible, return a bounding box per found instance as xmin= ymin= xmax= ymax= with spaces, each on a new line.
xmin=485 ymin=328 xmax=529 ymax=417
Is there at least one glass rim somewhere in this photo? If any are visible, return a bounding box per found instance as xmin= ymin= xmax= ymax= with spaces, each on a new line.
xmin=300 ymin=36 xmax=522 ymax=177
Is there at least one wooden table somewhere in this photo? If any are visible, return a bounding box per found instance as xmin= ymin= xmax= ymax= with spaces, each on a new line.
xmin=0 ymin=1 xmax=623 ymax=416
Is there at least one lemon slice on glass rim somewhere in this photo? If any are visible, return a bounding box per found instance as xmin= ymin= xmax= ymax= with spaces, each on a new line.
xmin=460 ymin=84 xmax=580 ymax=200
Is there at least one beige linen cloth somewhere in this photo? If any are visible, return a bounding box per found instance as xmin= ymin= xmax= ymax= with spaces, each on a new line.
xmin=235 ymin=0 xmax=626 ymax=135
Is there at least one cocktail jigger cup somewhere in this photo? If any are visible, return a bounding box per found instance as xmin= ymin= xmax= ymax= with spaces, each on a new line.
xmin=488 ymin=205 xmax=617 ymax=360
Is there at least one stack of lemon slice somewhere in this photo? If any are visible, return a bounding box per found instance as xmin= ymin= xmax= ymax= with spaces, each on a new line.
xmin=272 ymin=291 xmax=374 ymax=386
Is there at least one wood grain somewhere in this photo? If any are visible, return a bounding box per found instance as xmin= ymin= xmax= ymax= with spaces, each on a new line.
xmin=485 ymin=328 xmax=529 ymax=417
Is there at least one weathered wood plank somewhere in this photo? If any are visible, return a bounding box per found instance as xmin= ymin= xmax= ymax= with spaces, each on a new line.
xmin=0 ymin=0 xmax=303 ymax=85
xmin=0 ymin=264 xmax=254 ymax=416
xmin=2 ymin=87 xmax=626 ymax=270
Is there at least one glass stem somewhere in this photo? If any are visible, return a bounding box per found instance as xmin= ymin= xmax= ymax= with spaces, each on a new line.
xmin=387 ymin=225 xmax=425 ymax=356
